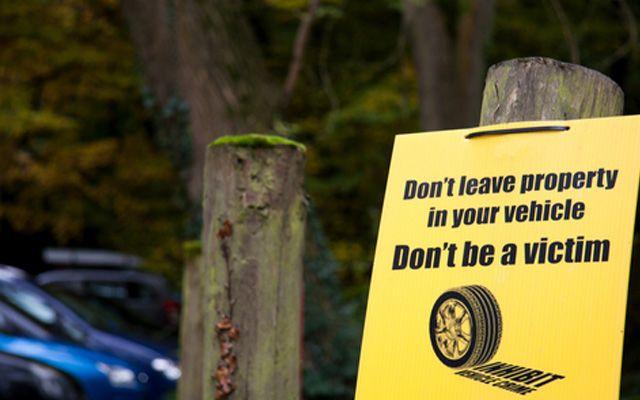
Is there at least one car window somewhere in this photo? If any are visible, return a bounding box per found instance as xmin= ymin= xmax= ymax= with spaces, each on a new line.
xmin=0 ymin=281 xmax=86 ymax=344
xmin=46 ymin=289 xmax=125 ymax=330
xmin=0 ymin=283 xmax=56 ymax=324
xmin=86 ymin=282 xmax=127 ymax=299
xmin=44 ymin=287 xmax=173 ymax=343
xmin=45 ymin=281 xmax=83 ymax=294
xmin=86 ymin=281 xmax=157 ymax=300
xmin=126 ymin=282 xmax=156 ymax=300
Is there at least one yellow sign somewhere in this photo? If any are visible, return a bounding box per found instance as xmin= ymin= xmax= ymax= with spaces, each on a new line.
xmin=355 ymin=116 xmax=640 ymax=399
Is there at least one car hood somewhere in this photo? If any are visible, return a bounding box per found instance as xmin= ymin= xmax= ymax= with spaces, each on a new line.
xmin=85 ymin=329 xmax=178 ymax=392
xmin=86 ymin=330 xmax=172 ymax=365
xmin=0 ymin=333 xmax=132 ymax=370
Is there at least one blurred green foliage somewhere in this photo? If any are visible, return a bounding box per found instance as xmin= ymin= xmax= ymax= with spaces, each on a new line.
xmin=0 ymin=0 xmax=187 ymax=282
xmin=2 ymin=0 xmax=640 ymax=398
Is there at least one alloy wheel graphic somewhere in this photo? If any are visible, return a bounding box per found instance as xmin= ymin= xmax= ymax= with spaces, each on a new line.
xmin=429 ymin=285 xmax=502 ymax=368
xmin=434 ymin=298 xmax=473 ymax=360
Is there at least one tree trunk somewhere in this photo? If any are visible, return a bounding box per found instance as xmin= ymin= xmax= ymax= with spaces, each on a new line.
xmin=120 ymin=0 xmax=177 ymax=105
xmin=455 ymin=0 xmax=494 ymax=125
xmin=191 ymin=135 xmax=306 ymax=400
xmin=480 ymin=57 xmax=624 ymax=125
xmin=405 ymin=0 xmax=494 ymax=130
xmin=121 ymin=0 xmax=275 ymax=198
xmin=404 ymin=0 xmax=453 ymax=131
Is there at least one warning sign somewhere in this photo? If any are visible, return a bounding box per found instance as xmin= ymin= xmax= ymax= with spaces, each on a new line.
xmin=355 ymin=116 xmax=640 ymax=399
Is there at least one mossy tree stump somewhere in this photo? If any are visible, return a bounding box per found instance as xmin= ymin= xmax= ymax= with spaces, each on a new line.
xmin=180 ymin=134 xmax=307 ymax=400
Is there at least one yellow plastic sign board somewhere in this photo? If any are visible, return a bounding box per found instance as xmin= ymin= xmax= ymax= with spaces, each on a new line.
xmin=355 ymin=116 xmax=640 ymax=399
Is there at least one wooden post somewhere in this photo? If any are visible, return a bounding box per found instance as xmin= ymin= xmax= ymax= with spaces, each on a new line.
xmin=478 ymin=55 xmax=630 ymax=393
xmin=480 ymin=56 xmax=635 ymax=393
xmin=480 ymin=57 xmax=623 ymax=125
xmin=178 ymin=242 xmax=205 ymax=400
xmin=182 ymin=134 xmax=307 ymax=400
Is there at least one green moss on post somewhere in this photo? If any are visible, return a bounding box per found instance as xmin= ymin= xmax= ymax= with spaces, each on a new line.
xmin=209 ymin=133 xmax=306 ymax=152
xmin=183 ymin=240 xmax=203 ymax=261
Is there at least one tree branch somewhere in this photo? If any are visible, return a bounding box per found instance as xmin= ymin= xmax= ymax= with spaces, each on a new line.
xmin=620 ymin=0 xmax=639 ymax=55
xmin=548 ymin=0 xmax=580 ymax=64
xmin=598 ymin=0 xmax=638 ymax=68
xmin=319 ymin=17 xmax=339 ymax=111
xmin=281 ymin=0 xmax=321 ymax=109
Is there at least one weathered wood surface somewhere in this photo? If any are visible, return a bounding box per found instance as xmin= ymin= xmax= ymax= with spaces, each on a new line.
xmin=178 ymin=245 xmax=205 ymax=400
xmin=187 ymin=135 xmax=307 ymax=400
xmin=480 ymin=57 xmax=623 ymax=125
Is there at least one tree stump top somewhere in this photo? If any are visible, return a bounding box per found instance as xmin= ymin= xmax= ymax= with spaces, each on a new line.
xmin=489 ymin=57 xmax=619 ymax=85
xmin=480 ymin=57 xmax=624 ymax=125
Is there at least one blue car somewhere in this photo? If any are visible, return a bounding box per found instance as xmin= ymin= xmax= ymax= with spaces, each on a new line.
xmin=0 ymin=266 xmax=179 ymax=399
xmin=41 ymin=287 xmax=177 ymax=352
xmin=0 ymin=334 xmax=146 ymax=399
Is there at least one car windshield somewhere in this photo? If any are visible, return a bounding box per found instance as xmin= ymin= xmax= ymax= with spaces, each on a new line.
xmin=45 ymin=287 xmax=175 ymax=345
xmin=2 ymin=286 xmax=56 ymax=323
xmin=0 ymin=279 xmax=88 ymax=344
xmin=45 ymin=288 xmax=126 ymax=331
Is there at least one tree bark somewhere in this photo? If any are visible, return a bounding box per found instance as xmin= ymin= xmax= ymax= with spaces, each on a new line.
xmin=480 ymin=57 xmax=623 ymax=125
xmin=120 ymin=0 xmax=177 ymax=105
xmin=455 ymin=0 xmax=494 ymax=126
xmin=121 ymin=0 xmax=275 ymax=199
xmin=405 ymin=0 xmax=494 ymax=130
xmin=192 ymin=137 xmax=306 ymax=400
xmin=404 ymin=0 xmax=453 ymax=131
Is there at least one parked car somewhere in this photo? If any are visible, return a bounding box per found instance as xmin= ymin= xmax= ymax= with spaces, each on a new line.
xmin=42 ymin=248 xmax=142 ymax=269
xmin=0 ymin=265 xmax=179 ymax=398
xmin=0 ymin=351 xmax=83 ymax=400
xmin=0 ymin=335 xmax=146 ymax=400
xmin=36 ymin=268 xmax=180 ymax=330
xmin=44 ymin=287 xmax=176 ymax=349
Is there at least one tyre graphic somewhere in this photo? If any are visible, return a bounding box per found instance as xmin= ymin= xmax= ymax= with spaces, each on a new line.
xmin=429 ymin=285 xmax=501 ymax=369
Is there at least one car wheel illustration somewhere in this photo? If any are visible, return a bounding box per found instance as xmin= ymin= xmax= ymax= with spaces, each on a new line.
xmin=429 ymin=285 xmax=501 ymax=369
